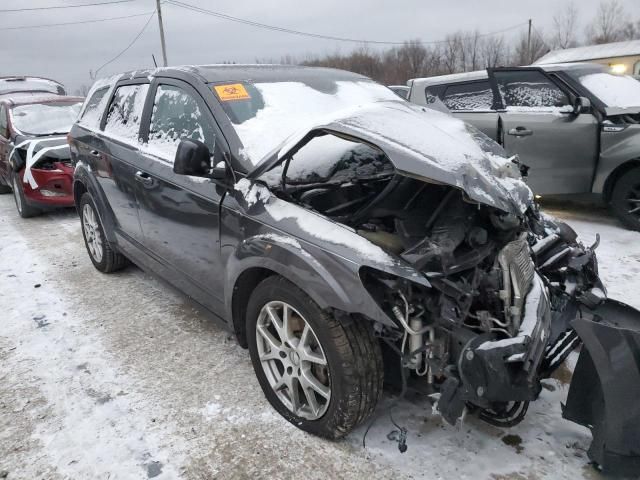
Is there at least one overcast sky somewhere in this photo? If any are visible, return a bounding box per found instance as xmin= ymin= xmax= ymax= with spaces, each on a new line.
xmin=2 ymin=0 xmax=640 ymax=93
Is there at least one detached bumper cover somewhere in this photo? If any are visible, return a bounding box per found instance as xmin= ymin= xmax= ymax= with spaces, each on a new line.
xmin=563 ymin=299 xmax=640 ymax=476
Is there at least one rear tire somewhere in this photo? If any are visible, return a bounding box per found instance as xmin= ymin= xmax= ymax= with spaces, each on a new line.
xmin=79 ymin=192 xmax=128 ymax=273
xmin=0 ymin=183 xmax=11 ymax=194
xmin=610 ymin=167 xmax=640 ymax=231
xmin=11 ymin=173 xmax=40 ymax=218
xmin=246 ymin=275 xmax=383 ymax=438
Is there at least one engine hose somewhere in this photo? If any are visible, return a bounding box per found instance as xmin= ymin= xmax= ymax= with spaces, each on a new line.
xmin=393 ymin=292 xmax=433 ymax=335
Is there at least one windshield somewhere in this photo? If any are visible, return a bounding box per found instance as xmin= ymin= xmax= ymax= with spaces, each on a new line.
xmin=212 ymin=79 xmax=399 ymax=170
xmin=11 ymin=102 xmax=82 ymax=135
xmin=568 ymin=67 xmax=640 ymax=108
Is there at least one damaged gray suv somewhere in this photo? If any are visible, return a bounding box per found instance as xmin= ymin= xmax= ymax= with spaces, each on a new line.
xmin=69 ymin=65 xmax=640 ymax=475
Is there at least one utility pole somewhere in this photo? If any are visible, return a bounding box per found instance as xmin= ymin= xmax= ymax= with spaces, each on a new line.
xmin=527 ymin=19 xmax=532 ymax=64
xmin=156 ymin=0 xmax=168 ymax=66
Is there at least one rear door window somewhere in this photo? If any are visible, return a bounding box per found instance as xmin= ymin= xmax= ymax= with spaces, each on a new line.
xmin=442 ymin=81 xmax=494 ymax=111
xmin=493 ymin=70 xmax=570 ymax=108
xmin=103 ymin=84 xmax=149 ymax=142
xmin=146 ymin=84 xmax=217 ymax=162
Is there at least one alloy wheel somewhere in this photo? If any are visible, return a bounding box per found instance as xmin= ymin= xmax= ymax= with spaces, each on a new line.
xmin=82 ymin=203 xmax=104 ymax=263
xmin=626 ymin=184 xmax=640 ymax=219
xmin=12 ymin=176 xmax=22 ymax=214
xmin=255 ymin=301 xmax=331 ymax=420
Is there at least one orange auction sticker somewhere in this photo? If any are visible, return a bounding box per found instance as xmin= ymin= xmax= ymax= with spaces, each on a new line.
xmin=213 ymin=83 xmax=251 ymax=101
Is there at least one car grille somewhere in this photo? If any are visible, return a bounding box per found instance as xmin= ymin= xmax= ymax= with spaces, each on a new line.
xmin=498 ymin=233 xmax=536 ymax=333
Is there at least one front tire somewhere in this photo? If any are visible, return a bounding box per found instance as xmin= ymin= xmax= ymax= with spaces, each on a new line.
xmin=79 ymin=192 xmax=128 ymax=273
xmin=247 ymin=276 xmax=383 ymax=438
xmin=11 ymin=173 xmax=40 ymax=218
xmin=610 ymin=167 xmax=640 ymax=231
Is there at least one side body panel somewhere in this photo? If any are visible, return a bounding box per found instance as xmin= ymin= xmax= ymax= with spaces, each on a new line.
xmin=592 ymin=124 xmax=640 ymax=194
xmin=452 ymin=112 xmax=500 ymax=142
xmin=499 ymin=111 xmax=599 ymax=194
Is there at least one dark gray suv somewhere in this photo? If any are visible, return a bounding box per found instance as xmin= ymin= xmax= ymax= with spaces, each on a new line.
xmin=69 ymin=65 xmax=640 ymax=475
xmin=408 ymin=63 xmax=640 ymax=230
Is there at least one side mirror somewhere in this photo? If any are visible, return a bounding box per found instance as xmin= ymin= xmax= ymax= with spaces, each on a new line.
xmin=573 ymin=96 xmax=591 ymax=115
xmin=173 ymin=139 xmax=212 ymax=177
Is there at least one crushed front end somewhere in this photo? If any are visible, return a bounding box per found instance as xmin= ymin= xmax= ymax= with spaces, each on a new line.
xmin=255 ymin=123 xmax=640 ymax=475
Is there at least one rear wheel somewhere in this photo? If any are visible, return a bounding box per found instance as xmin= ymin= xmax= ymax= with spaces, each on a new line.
xmin=79 ymin=192 xmax=128 ymax=273
xmin=0 ymin=183 xmax=11 ymax=194
xmin=11 ymin=173 xmax=40 ymax=218
xmin=246 ymin=276 xmax=383 ymax=438
xmin=610 ymin=167 xmax=640 ymax=231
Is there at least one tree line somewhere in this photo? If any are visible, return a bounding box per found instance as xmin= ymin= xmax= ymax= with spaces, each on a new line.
xmin=284 ymin=0 xmax=640 ymax=85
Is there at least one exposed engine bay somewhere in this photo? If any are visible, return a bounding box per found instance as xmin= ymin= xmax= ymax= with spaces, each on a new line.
xmin=263 ymin=132 xmax=640 ymax=475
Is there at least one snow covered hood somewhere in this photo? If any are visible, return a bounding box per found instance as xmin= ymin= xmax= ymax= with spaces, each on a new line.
xmin=248 ymin=101 xmax=533 ymax=216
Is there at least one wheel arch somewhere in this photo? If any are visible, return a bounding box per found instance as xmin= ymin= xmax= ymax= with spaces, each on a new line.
xmin=224 ymin=235 xmax=389 ymax=348
xmin=602 ymin=158 xmax=640 ymax=202
xmin=73 ymin=169 xmax=118 ymax=244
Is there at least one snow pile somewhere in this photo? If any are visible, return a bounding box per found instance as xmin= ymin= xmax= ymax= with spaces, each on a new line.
xmin=579 ymin=72 xmax=640 ymax=108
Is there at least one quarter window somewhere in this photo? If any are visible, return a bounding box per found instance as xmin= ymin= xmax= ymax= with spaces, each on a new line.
xmin=79 ymin=86 xmax=110 ymax=128
xmin=442 ymin=81 xmax=494 ymax=110
xmin=146 ymin=84 xmax=216 ymax=161
xmin=104 ymin=84 xmax=149 ymax=141
xmin=494 ymin=70 xmax=570 ymax=108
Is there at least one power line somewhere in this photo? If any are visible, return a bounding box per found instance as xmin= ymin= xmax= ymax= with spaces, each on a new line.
xmin=165 ymin=0 xmax=527 ymax=46
xmin=0 ymin=0 xmax=135 ymax=13
xmin=0 ymin=10 xmax=154 ymax=31
xmin=93 ymin=11 xmax=157 ymax=78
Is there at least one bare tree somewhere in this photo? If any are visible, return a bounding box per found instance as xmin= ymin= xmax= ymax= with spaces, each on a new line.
xmin=442 ymin=32 xmax=463 ymax=73
xmin=620 ymin=20 xmax=640 ymax=41
xmin=480 ymin=35 xmax=508 ymax=68
xmin=585 ymin=0 xmax=627 ymax=44
xmin=461 ymin=30 xmax=482 ymax=71
xmin=513 ymin=28 xmax=549 ymax=65
xmin=550 ymin=1 xmax=579 ymax=49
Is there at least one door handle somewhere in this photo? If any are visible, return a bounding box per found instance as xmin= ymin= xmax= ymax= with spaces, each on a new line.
xmin=134 ymin=170 xmax=154 ymax=186
xmin=508 ymin=127 xmax=533 ymax=137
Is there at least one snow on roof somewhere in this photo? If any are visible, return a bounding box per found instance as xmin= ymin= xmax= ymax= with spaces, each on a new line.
xmin=535 ymin=39 xmax=640 ymax=65
xmin=410 ymin=70 xmax=488 ymax=86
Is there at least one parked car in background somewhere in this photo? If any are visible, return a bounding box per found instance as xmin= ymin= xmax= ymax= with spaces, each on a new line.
xmin=408 ymin=63 xmax=640 ymax=230
xmin=0 ymin=76 xmax=66 ymax=99
xmin=0 ymin=94 xmax=83 ymax=217
xmin=68 ymin=65 xmax=640 ymax=475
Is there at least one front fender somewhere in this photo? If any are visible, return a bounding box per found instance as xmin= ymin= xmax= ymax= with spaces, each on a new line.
xmin=223 ymin=232 xmax=399 ymax=329
xmin=563 ymin=299 xmax=640 ymax=476
xmin=593 ymin=124 xmax=640 ymax=194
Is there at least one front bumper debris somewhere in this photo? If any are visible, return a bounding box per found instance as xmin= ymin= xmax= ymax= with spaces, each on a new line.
xmin=563 ymin=299 xmax=640 ymax=476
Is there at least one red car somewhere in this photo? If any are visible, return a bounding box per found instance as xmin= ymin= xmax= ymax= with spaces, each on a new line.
xmin=0 ymin=94 xmax=83 ymax=217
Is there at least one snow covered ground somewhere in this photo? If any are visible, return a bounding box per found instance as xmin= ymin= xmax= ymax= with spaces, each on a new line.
xmin=0 ymin=194 xmax=638 ymax=480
